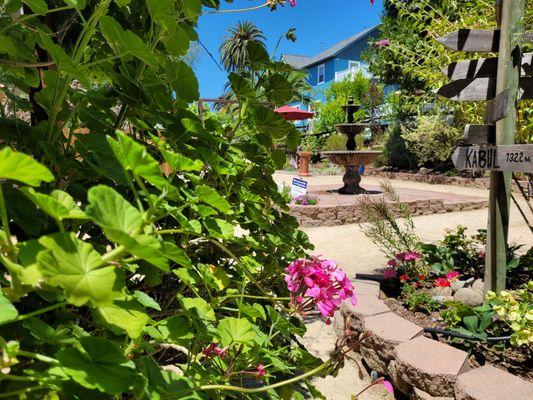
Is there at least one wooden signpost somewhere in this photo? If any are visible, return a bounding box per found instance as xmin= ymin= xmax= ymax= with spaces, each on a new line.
xmin=452 ymin=144 xmax=533 ymax=173
xmin=436 ymin=0 xmax=529 ymax=292
xmin=436 ymin=29 xmax=533 ymax=52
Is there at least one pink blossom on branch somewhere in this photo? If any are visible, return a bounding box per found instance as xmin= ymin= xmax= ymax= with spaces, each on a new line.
xmin=285 ymin=257 xmax=357 ymax=323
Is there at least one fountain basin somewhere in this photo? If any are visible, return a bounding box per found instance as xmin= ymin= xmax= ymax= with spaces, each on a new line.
xmin=323 ymin=150 xmax=382 ymax=194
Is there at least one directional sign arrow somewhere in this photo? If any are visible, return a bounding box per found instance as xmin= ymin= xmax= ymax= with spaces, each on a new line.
xmin=437 ymin=77 xmax=533 ymax=101
xmin=452 ymin=144 xmax=533 ymax=173
xmin=437 ymin=29 xmax=533 ymax=52
xmin=443 ymin=53 xmax=533 ymax=80
xmin=463 ymin=125 xmax=495 ymax=145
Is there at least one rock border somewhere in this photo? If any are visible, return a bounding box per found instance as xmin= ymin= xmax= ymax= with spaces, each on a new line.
xmin=290 ymin=198 xmax=488 ymax=227
xmin=365 ymin=169 xmax=528 ymax=194
xmin=334 ymin=279 xmax=533 ymax=400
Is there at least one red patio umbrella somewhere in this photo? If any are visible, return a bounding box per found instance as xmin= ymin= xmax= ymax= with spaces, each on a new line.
xmin=274 ymin=105 xmax=314 ymax=121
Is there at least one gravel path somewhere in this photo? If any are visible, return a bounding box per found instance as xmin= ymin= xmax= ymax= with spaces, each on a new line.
xmin=276 ymin=173 xmax=532 ymax=400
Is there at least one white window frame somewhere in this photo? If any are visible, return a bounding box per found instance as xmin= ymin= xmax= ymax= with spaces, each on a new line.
xmin=348 ymin=61 xmax=360 ymax=70
xmin=317 ymin=63 xmax=325 ymax=85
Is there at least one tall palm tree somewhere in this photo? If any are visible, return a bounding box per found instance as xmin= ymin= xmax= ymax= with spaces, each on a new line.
xmin=219 ymin=21 xmax=266 ymax=72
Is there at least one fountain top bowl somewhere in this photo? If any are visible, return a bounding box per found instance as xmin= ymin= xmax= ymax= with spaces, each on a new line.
xmin=322 ymin=150 xmax=382 ymax=166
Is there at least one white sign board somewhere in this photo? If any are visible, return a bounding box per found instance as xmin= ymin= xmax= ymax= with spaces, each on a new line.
xmin=452 ymin=144 xmax=533 ymax=173
xmin=290 ymin=178 xmax=308 ymax=198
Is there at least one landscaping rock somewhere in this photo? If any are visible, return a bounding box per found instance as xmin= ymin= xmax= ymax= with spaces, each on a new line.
xmin=391 ymin=336 xmax=469 ymax=396
xmin=455 ymin=364 xmax=533 ymax=400
xmin=451 ymin=279 xmax=467 ymax=292
xmin=431 ymin=286 xmax=453 ymax=302
xmin=453 ymin=287 xmax=483 ymax=306
xmin=472 ymin=278 xmax=484 ymax=293
xmin=359 ymin=312 xmax=422 ymax=374
xmin=413 ymin=388 xmax=454 ymax=400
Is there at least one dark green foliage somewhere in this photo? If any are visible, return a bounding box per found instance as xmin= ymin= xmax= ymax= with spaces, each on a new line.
xmin=0 ymin=1 xmax=325 ymax=398
xmin=380 ymin=122 xmax=419 ymax=168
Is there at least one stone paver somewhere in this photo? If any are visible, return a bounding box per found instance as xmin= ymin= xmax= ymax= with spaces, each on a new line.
xmin=390 ymin=336 xmax=470 ymax=397
xmin=352 ymin=279 xmax=381 ymax=296
xmin=412 ymin=388 xmax=454 ymax=400
xmin=342 ymin=295 xmax=390 ymax=319
xmin=360 ymin=312 xmax=423 ymax=374
xmin=340 ymin=295 xmax=390 ymax=334
xmin=455 ymin=364 xmax=533 ymax=400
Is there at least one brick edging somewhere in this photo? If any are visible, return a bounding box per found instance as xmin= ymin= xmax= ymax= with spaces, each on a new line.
xmin=365 ymin=170 xmax=528 ymax=194
xmin=289 ymin=198 xmax=488 ymax=227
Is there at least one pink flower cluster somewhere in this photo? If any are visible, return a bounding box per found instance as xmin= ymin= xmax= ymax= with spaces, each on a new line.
xmin=293 ymin=193 xmax=318 ymax=206
xmin=202 ymin=342 xmax=226 ymax=358
xmin=285 ymin=257 xmax=357 ymax=323
xmin=266 ymin=0 xmax=296 ymax=10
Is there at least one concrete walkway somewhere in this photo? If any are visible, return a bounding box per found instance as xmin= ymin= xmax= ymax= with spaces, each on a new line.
xmin=275 ymin=172 xmax=532 ymax=400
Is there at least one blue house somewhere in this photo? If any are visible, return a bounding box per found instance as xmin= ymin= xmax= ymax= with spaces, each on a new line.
xmin=281 ymin=25 xmax=379 ymax=109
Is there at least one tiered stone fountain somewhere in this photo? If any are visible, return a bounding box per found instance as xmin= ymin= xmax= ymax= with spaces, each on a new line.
xmin=322 ymin=98 xmax=381 ymax=194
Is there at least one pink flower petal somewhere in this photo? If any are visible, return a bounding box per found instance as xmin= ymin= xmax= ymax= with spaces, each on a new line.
xmin=382 ymin=380 xmax=394 ymax=394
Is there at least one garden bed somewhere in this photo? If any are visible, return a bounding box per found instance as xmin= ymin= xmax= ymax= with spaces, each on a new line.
xmin=381 ymin=295 xmax=533 ymax=382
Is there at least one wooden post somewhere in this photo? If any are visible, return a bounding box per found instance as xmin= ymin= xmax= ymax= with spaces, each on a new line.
xmin=484 ymin=0 xmax=525 ymax=293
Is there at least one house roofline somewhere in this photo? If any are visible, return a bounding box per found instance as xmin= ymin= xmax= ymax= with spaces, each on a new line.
xmin=284 ymin=25 xmax=379 ymax=69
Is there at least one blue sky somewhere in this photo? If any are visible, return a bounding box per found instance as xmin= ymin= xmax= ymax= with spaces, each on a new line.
xmin=195 ymin=0 xmax=384 ymax=98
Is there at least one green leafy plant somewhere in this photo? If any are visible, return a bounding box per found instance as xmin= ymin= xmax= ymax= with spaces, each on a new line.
xmin=0 ymin=1 xmax=335 ymax=398
xmin=421 ymin=226 xmax=484 ymax=277
xmin=401 ymin=284 xmax=440 ymax=313
xmin=359 ymin=182 xmax=420 ymax=259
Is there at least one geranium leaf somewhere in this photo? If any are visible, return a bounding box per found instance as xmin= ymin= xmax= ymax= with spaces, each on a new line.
xmin=22 ymin=0 xmax=48 ymax=14
xmin=237 ymin=303 xmax=266 ymax=322
xmin=99 ymin=16 xmax=157 ymax=66
xmin=0 ymin=147 xmax=54 ymax=186
xmin=179 ymin=297 xmax=215 ymax=323
xmin=37 ymin=233 xmax=124 ymax=307
xmin=63 ymin=0 xmax=86 ymax=9
xmin=250 ymin=106 xmax=291 ymax=138
xmin=94 ymin=299 xmax=150 ymax=338
xmin=146 ymin=315 xmax=194 ymax=345
xmin=217 ymin=317 xmax=255 ymax=347
xmin=133 ymin=291 xmax=161 ymax=311
xmin=160 ymin=241 xmax=192 ymax=267
xmin=86 ymin=185 xmax=143 ymax=241
xmin=0 ymin=290 xmax=18 ymax=324
xmin=159 ymin=148 xmax=204 ymax=172
xmin=246 ymin=41 xmax=269 ymax=66
xmin=21 ymin=188 xmax=87 ymax=221
xmin=107 ymin=132 xmax=170 ymax=191
xmin=195 ymin=185 xmax=230 ymax=214
xmin=265 ymin=74 xmax=293 ymax=104
xmin=203 ymin=218 xmax=234 ymax=239
xmin=56 ymin=337 xmax=139 ymax=394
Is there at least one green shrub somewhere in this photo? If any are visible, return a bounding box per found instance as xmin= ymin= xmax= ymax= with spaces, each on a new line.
xmin=380 ymin=122 xmax=419 ymax=168
xmin=401 ymin=115 xmax=462 ymax=168
xmin=323 ymin=134 xmax=348 ymax=151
